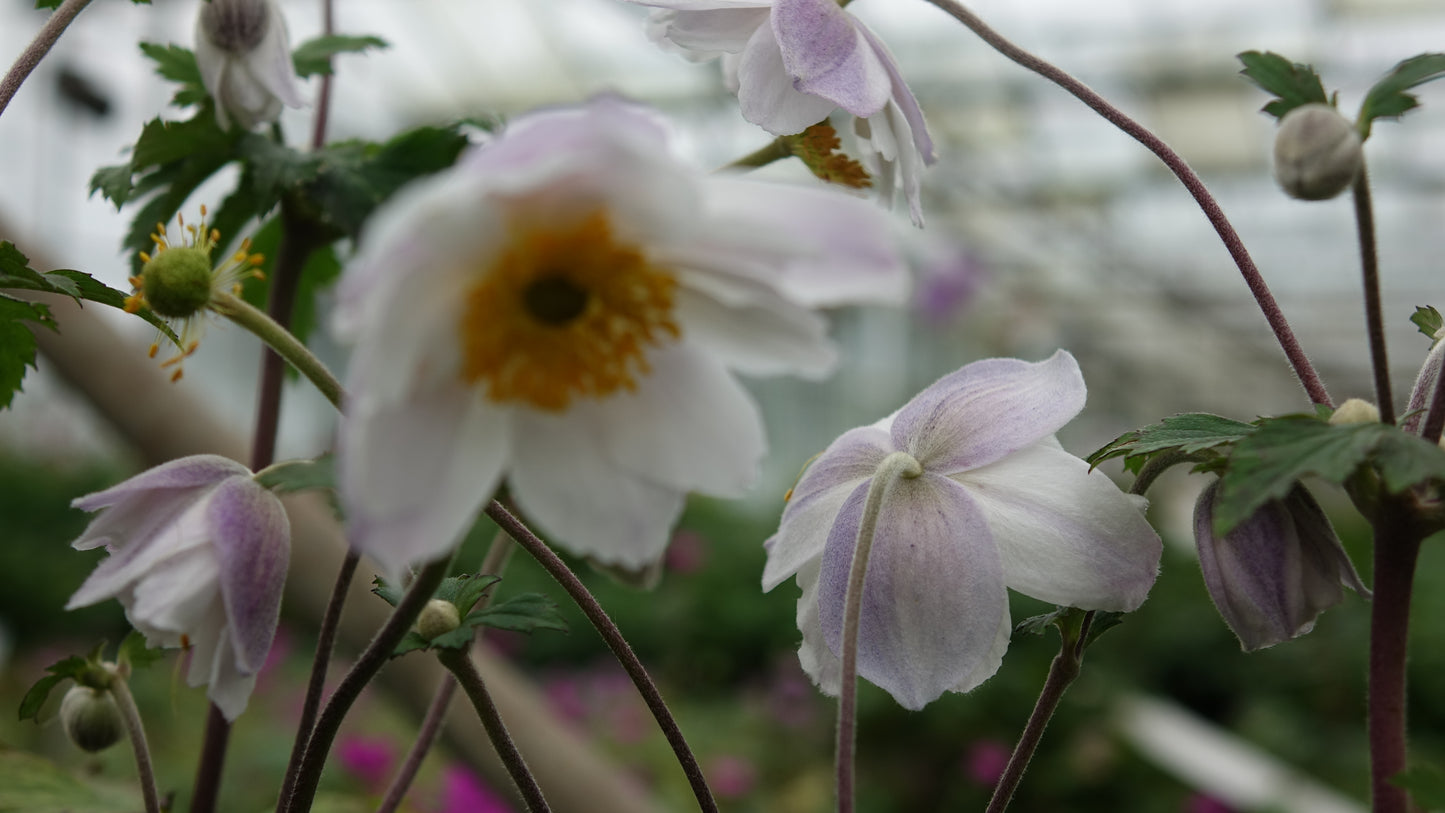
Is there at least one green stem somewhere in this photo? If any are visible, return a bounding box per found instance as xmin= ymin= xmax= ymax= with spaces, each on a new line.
xmin=283 ymin=557 xmax=452 ymax=813
xmin=836 ymin=452 xmax=923 ymax=813
xmin=212 ymin=290 xmax=345 ymax=410
xmin=108 ymin=672 xmax=162 ymax=813
xmin=438 ymin=649 xmax=551 ymax=813
xmin=1352 ymin=165 xmax=1395 ymax=424
xmin=0 ymin=0 xmax=95 ymax=119
xmin=723 ymin=136 xmax=792 ymax=171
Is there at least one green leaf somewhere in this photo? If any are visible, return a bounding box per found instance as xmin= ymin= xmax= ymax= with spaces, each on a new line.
xmin=255 ymin=454 xmax=336 ymax=494
xmin=1083 ymin=612 xmax=1126 ymax=649
xmin=0 ymin=748 xmax=143 ymax=813
xmin=0 ymin=296 xmax=55 ymax=411
xmin=18 ymin=656 xmax=88 ymax=722
xmin=1237 ymin=50 xmax=1331 ymax=119
xmin=1015 ymin=608 xmax=1069 ymax=637
xmin=1412 ymin=306 xmax=1443 ymax=342
xmin=292 ymin=35 xmax=389 ymax=78
xmin=89 ymin=164 xmax=135 ymax=208
xmin=116 ymin=631 xmax=165 ymax=671
xmin=1393 ymin=764 xmax=1445 ymax=811
xmin=1087 ymin=413 xmax=1256 ymax=472
xmin=33 ymin=0 xmax=61 ymax=8
xmin=1358 ymin=53 xmax=1445 ymax=137
xmin=435 ymin=573 xmax=502 ymax=615
xmin=471 ymin=593 xmax=569 ymax=635
xmin=0 ymin=242 xmax=177 ymax=345
xmin=132 ymin=113 xmax=232 ymax=169
xmin=138 ymin=42 xmax=208 ymax=108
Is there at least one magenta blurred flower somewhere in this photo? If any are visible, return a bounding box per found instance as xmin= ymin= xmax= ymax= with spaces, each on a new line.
xmin=1184 ymin=793 xmax=1236 ymax=813
xmin=912 ymin=241 xmax=985 ymax=325
xmin=337 ymin=734 xmax=396 ymax=794
xmin=963 ymin=739 xmax=1011 ymax=787
xmin=664 ymin=529 xmax=709 ymax=574
xmin=707 ymin=754 xmax=759 ymax=798
xmin=437 ymin=765 xmax=513 ymax=813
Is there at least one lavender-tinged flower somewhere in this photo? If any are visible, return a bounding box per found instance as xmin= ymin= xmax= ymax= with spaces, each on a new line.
xmin=629 ymin=0 xmax=937 ymax=225
xmin=65 ymin=455 xmax=290 ymax=721
xmin=333 ymin=96 xmax=908 ymax=582
xmin=1403 ymin=328 xmax=1445 ymax=437
xmin=764 ymin=352 xmax=1161 ymax=709
xmin=194 ymin=0 xmax=305 ymax=130
xmin=1193 ymin=482 xmax=1367 ymax=651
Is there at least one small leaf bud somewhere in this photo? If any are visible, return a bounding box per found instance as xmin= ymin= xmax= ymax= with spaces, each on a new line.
xmin=417 ymin=599 xmax=462 ymax=641
xmin=1273 ymin=103 xmax=1363 ymax=201
xmin=60 ymin=686 xmax=124 ymax=753
xmin=1329 ymin=398 xmax=1381 ymax=425
xmin=141 ymin=247 xmax=214 ymax=318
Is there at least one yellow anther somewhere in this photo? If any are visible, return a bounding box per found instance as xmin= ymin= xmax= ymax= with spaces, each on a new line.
xmin=148 ymin=343 xmax=159 ymax=358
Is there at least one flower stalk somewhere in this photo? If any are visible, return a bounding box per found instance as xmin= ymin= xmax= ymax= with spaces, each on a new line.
xmin=438 ymin=648 xmax=551 ymax=813
xmin=1368 ymin=508 xmax=1423 ymax=813
xmin=0 ymin=0 xmax=96 ymax=120
xmin=1351 ymin=165 xmax=1394 ymax=424
xmin=212 ymin=290 xmax=345 ymax=410
xmin=836 ymin=451 xmax=922 ymax=813
xmin=109 ymin=670 xmax=163 ymax=813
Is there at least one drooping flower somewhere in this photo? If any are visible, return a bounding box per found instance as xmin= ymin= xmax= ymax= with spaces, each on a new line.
xmin=332 ymin=95 xmax=907 ymax=582
xmin=763 ymin=351 xmax=1161 ymax=710
xmin=65 ymin=455 xmax=291 ymax=721
xmin=1193 ymin=482 xmax=1367 ymax=651
xmin=123 ymin=206 xmax=266 ymax=380
xmin=194 ymin=0 xmax=306 ymax=131
xmin=629 ymin=0 xmax=937 ymax=225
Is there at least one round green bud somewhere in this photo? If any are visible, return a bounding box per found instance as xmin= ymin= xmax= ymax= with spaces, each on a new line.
xmin=1328 ymin=397 xmax=1381 ymax=426
xmin=141 ymin=247 xmax=213 ymax=318
xmin=1273 ymin=103 xmax=1363 ymax=201
xmin=60 ymin=685 xmax=124 ymax=753
xmin=417 ymin=599 xmax=462 ymax=641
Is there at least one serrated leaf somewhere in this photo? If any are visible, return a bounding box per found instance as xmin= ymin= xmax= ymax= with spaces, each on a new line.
xmin=255 ymin=454 xmax=336 ymax=494
xmin=292 ymin=35 xmax=389 ymax=78
xmin=1412 ymin=306 xmax=1443 ymax=342
xmin=1087 ymin=413 xmax=1255 ymax=470
xmin=1083 ymin=611 xmax=1125 ymax=649
xmin=18 ymin=656 xmax=89 ymax=722
xmin=0 ymin=296 xmax=55 ymax=411
xmin=89 ymin=164 xmax=135 ymax=208
xmin=392 ymin=632 xmax=431 ymax=657
xmin=1014 ymin=608 xmax=1068 ymax=637
xmin=1392 ymin=764 xmax=1445 ymax=811
xmin=1358 ymin=53 xmax=1445 ymax=137
xmin=471 ymin=593 xmax=569 ymax=635
xmin=117 ymin=630 xmax=165 ymax=670
xmin=132 ymin=113 xmax=233 ymax=169
xmin=1371 ymin=428 xmax=1445 ymax=493
xmin=437 ymin=573 xmax=501 ymax=615
xmin=372 ymin=577 xmax=404 ymax=608
xmin=138 ymin=42 xmax=206 ymax=108
xmin=1237 ymin=50 xmax=1330 ymax=120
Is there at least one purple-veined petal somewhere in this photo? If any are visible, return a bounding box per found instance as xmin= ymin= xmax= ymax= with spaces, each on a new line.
xmin=819 ymin=472 xmax=1007 ymax=710
xmin=209 ymin=476 xmax=290 ymax=674
xmin=125 ymin=547 xmax=219 ymax=635
xmin=892 ymin=351 xmax=1087 ymax=474
xmin=736 ymin=22 xmax=838 ymax=135
xmin=771 ymin=0 xmax=890 ymax=118
xmin=341 ymin=385 xmax=512 ymax=582
xmin=649 ymin=7 xmax=771 ymax=55
xmin=594 ymin=343 xmax=765 ymax=498
xmin=956 ymin=437 xmax=1160 ymax=610
xmin=510 ymin=410 xmax=687 ymax=568
xmin=762 ymin=425 xmax=891 ymax=590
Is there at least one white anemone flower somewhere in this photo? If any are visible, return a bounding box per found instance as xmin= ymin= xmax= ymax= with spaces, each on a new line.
xmin=194 ymin=0 xmax=305 ymax=130
xmin=65 ymin=455 xmax=290 ymax=721
xmin=629 ymin=0 xmax=937 ymax=225
xmin=333 ymin=96 xmax=908 ymax=582
xmin=763 ymin=352 xmax=1162 ymax=710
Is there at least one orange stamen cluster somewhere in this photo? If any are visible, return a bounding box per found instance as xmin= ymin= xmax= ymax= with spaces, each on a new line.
xmin=788 ymin=122 xmax=873 ymax=189
xmin=458 ymin=209 xmax=681 ymax=411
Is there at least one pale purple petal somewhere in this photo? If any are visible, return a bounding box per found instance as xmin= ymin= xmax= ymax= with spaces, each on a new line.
xmin=70 ymin=456 xmax=248 ymax=555
xmin=209 ymin=476 xmax=289 ymax=674
xmin=648 ymin=7 xmax=771 ymax=55
xmin=510 ymin=410 xmax=686 ymax=568
xmin=763 ymin=425 xmax=892 ymax=590
xmin=736 ymin=22 xmax=838 ymax=135
xmin=71 ymin=455 xmax=247 ymax=514
xmin=892 ymin=351 xmax=1086 ymax=474
xmin=948 ymin=609 xmax=1011 ymax=695
xmin=819 ymin=472 xmax=1007 ymax=710
xmin=956 ymin=438 xmax=1161 ymax=610
xmin=67 ymin=496 xmax=214 ymax=610
xmin=595 ymin=343 xmax=765 ymax=498
xmin=626 ymin=0 xmax=771 ymax=10
xmin=772 ymin=0 xmax=890 ymax=118
xmin=125 ymin=547 xmax=219 ymax=634
xmin=794 ymin=559 xmax=842 ymax=695
xmin=854 ymin=24 xmax=935 ymax=165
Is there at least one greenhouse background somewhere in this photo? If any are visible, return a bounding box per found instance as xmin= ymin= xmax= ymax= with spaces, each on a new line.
xmin=2 ymin=0 xmax=1444 ymax=810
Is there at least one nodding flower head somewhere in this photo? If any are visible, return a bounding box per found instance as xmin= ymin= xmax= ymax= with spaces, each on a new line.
xmin=124 ymin=206 xmax=265 ymax=381
xmin=194 ymin=0 xmax=305 ymax=130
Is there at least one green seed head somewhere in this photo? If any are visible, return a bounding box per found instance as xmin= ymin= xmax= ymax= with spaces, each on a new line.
xmin=141 ymin=247 xmax=213 ymax=318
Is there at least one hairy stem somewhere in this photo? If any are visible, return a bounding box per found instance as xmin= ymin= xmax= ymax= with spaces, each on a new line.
xmin=923 ymin=0 xmax=1331 ymax=408
xmin=309 ymin=0 xmax=336 ymax=150
xmin=283 ymin=557 xmax=451 ymax=813
xmin=483 ymin=501 xmax=719 ymax=813
xmin=984 ymin=612 xmax=1093 ymax=813
xmin=274 ymin=550 xmax=360 ymax=813
xmin=1368 ymin=511 xmax=1422 ymax=813
xmin=109 ymin=675 xmax=162 ymax=813
xmin=1422 ymin=365 xmax=1445 ymax=445
xmin=213 ymin=291 xmax=345 ymax=410
xmin=1352 ymin=166 xmax=1394 ymax=424
xmin=0 ymin=0 xmax=95 ymax=119
xmin=836 ymin=452 xmax=923 ymax=813
xmin=438 ymin=649 xmax=551 ymax=813
xmin=188 ymin=707 xmax=230 ymax=813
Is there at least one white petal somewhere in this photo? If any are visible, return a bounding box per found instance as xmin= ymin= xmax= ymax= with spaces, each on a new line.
xmin=736 ymin=22 xmax=838 ymax=135
xmin=673 ymin=271 xmax=836 ymax=378
xmin=509 ymin=409 xmax=686 ymax=568
xmin=126 ymin=548 xmax=221 ymax=634
xmin=771 ymin=0 xmax=890 ymax=118
xmin=594 ymin=343 xmax=765 ymax=497
xmin=66 ymin=495 xmax=215 ymax=610
xmin=341 ymin=385 xmax=512 ymax=582
xmin=649 ymin=7 xmax=771 ymax=55
xmin=762 ymin=425 xmax=892 ymax=590
xmin=244 ymin=0 xmax=304 ymax=109
xmin=795 ymin=558 xmax=843 ymax=696
xmin=956 ymin=438 xmax=1162 ymax=611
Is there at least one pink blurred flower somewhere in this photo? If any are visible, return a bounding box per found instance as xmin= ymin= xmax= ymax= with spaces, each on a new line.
xmin=664 ymin=529 xmax=708 ymax=574
xmin=1184 ymin=793 xmax=1236 ymax=813
xmin=963 ymin=739 xmax=1011 ymax=787
xmin=437 ymin=765 xmax=512 ymax=813
xmin=707 ymin=754 xmax=758 ymax=798
xmin=336 ymin=734 xmax=397 ymax=794
xmin=912 ymin=242 xmax=985 ymax=326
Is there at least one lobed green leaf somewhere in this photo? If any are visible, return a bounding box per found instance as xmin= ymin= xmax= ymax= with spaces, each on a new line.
xmin=1413 ymin=306 xmax=1444 ymax=342
xmin=17 ymin=656 xmax=89 ymax=723
xmin=1358 ymin=53 xmax=1445 ymax=137
xmin=292 ymin=35 xmax=389 ymax=78
xmin=1237 ymin=50 xmax=1330 ymax=119
xmin=471 ymin=593 xmax=569 ymax=635
xmin=116 ymin=630 xmax=165 ymax=671
xmin=1087 ymin=413 xmax=1255 ymax=472
xmin=255 ymin=454 xmax=336 ymax=494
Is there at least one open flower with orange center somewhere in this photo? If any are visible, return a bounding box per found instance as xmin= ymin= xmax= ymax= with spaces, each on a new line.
xmin=332 ymin=96 xmax=908 ymax=580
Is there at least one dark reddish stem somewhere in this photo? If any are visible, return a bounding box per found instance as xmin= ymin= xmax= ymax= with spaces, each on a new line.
xmin=1368 ymin=512 xmax=1421 ymax=813
xmin=1352 ymin=166 xmax=1394 ymax=423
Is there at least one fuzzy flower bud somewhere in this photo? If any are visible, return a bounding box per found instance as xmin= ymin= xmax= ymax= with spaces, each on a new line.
xmin=195 ymin=0 xmax=305 ymax=130
xmin=416 ymin=599 xmax=462 ymax=641
xmin=1328 ymin=398 xmax=1381 ymax=426
xmin=1403 ymin=331 xmax=1445 ymax=437
xmin=60 ymin=686 xmax=124 ymax=753
xmin=1194 ymin=482 xmax=1368 ymax=651
xmin=1273 ymin=103 xmax=1363 ymax=201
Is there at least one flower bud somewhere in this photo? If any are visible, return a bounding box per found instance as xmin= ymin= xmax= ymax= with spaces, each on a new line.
xmin=1273 ymin=103 xmax=1363 ymax=201
xmin=1194 ymin=482 xmax=1368 ymax=651
xmin=416 ymin=599 xmax=462 ymax=641
xmin=199 ymin=0 xmax=270 ymax=54
xmin=60 ymin=685 xmax=124 ymax=753
xmin=1328 ymin=398 xmax=1380 ymax=426
xmin=194 ymin=0 xmax=305 ymax=131
xmin=1403 ymin=332 xmax=1445 ymax=436
xmin=140 ymin=246 xmax=214 ymax=319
